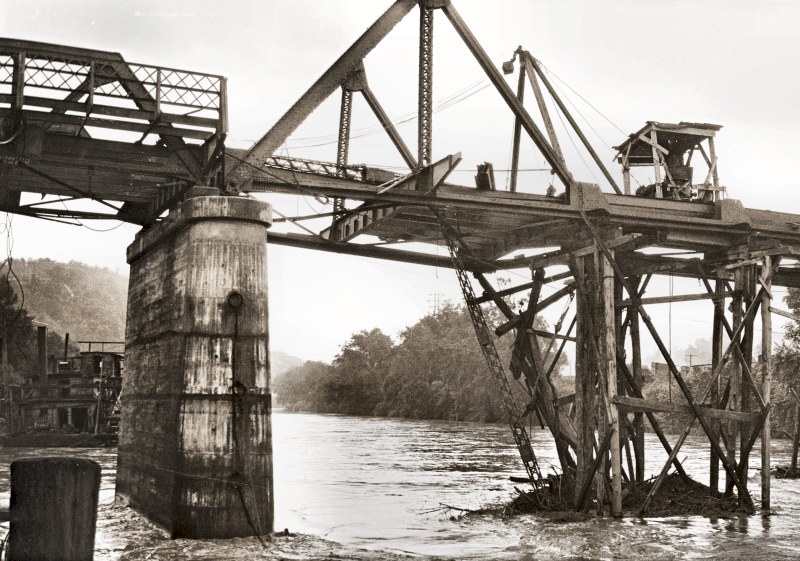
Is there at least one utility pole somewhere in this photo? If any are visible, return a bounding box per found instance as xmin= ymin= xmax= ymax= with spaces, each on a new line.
xmin=428 ymin=291 xmax=443 ymax=315
xmin=686 ymin=353 xmax=695 ymax=367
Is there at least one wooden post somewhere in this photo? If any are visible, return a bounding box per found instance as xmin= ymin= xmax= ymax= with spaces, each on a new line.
xmin=650 ymin=130 xmax=663 ymax=198
xmin=710 ymin=277 xmax=724 ymax=497
xmin=708 ymin=137 xmax=720 ymax=201
xmin=791 ymin=396 xmax=800 ymax=473
xmin=509 ymin=61 xmax=525 ymax=193
xmin=760 ymin=257 xmax=772 ymax=509
xmin=739 ymin=265 xmax=756 ymax=487
xmin=9 ymin=457 xmax=100 ymax=561
xmin=615 ymin=281 xmax=635 ymax=485
xmin=622 ymin=147 xmax=632 ymax=196
xmin=628 ymin=276 xmax=645 ymax=482
xmin=725 ymin=267 xmax=744 ymax=497
xmin=573 ymin=254 xmax=596 ymax=503
xmin=600 ymin=250 xmax=622 ymax=516
xmin=523 ymin=57 xmax=566 ymax=165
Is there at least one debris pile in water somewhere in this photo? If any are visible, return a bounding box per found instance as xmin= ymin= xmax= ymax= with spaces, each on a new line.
xmin=622 ymin=473 xmax=741 ymax=516
xmin=502 ymin=472 xmax=744 ymax=517
xmin=774 ymin=466 xmax=800 ymax=479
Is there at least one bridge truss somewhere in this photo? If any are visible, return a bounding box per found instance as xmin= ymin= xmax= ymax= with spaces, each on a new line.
xmin=3 ymin=0 xmax=800 ymax=515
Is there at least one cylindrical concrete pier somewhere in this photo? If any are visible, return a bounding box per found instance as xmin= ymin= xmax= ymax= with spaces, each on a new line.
xmin=116 ymin=192 xmax=273 ymax=538
xmin=8 ymin=457 xmax=100 ymax=561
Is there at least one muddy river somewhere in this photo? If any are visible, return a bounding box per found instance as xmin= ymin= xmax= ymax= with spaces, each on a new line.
xmin=0 ymin=410 xmax=797 ymax=560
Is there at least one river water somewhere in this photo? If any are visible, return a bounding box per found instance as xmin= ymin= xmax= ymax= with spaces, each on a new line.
xmin=0 ymin=410 xmax=798 ymax=560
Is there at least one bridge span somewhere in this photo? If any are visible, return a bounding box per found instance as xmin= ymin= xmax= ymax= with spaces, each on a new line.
xmin=1 ymin=0 xmax=798 ymax=536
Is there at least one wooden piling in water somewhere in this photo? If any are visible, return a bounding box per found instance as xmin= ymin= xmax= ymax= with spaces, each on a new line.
xmin=760 ymin=257 xmax=773 ymax=509
xmin=791 ymin=395 xmax=800 ymax=473
xmin=8 ymin=457 xmax=100 ymax=561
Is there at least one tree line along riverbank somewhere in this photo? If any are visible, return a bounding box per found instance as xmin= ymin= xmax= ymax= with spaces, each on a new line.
xmin=274 ymin=302 xmax=800 ymax=438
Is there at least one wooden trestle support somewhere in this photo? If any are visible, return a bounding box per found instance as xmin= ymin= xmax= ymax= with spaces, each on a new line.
xmin=443 ymin=214 xmax=781 ymax=517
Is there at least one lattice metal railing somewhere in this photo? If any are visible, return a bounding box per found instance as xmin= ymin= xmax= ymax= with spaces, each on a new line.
xmin=0 ymin=40 xmax=226 ymax=140
xmin=264 ymin=155 xmax=368 ymax=183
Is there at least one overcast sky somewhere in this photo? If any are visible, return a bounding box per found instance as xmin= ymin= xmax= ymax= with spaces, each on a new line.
xmin=2 ymin=1 xmax=800 ymax=364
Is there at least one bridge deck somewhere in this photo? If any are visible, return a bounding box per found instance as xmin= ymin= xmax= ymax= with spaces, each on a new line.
xmin=245 ymin=154 xmax=800 ymax=287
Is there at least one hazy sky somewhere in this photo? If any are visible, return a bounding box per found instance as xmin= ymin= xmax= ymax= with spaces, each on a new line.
xmin=2 ymin=1 xmax=799 ymax=363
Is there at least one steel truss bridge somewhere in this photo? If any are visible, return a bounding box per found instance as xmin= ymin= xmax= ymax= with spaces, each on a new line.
xmin=2 ymin=0 xmax=799 ymax=516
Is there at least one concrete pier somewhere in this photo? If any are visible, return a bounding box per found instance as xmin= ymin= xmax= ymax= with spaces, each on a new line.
xmin=116 ymin=191 xmax=273 ymax=538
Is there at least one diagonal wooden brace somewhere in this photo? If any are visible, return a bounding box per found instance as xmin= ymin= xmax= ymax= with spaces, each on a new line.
xmin=581 ymin=213 xmax=755 ymax=512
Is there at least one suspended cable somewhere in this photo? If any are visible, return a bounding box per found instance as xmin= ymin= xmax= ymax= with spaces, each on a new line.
xmin=551 ymin=100 xmax=602 ymax=186
xmin=286 ymin=81 xmax=491 ymax=149
xmin=538 ymin=62 xmax=627 ymax=136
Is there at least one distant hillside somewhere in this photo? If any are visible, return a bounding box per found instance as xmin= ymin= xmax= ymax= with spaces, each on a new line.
xmin=12 ymin=258 xmax=128 ymax=343
xmin=271 ymin=351 xmax=304 ymax=376
xmin=11 ymin=258 xmax=304 ymax=371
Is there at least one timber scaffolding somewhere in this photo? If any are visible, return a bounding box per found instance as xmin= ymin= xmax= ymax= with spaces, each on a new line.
xmin=2 ymin=0 xmax=800 ymax=520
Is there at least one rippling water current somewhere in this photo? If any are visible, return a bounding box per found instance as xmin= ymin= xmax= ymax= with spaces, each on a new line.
xmin=0 ymin=411 xmax=798 ymax=560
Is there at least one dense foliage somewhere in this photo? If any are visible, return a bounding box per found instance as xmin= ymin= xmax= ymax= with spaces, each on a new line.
xmin=0 ymin=272 xmax=75 ymax=380
xmin=771 ymin=288 xmax=800 ymax=437
xmin=274 ymin=304 xmax=560 ymax=423
xmin=12 ymin=258 xmax=128 ymax=342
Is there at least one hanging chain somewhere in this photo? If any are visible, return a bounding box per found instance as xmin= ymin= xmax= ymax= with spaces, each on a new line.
xmin=439 ymin=218 xmax=542 ymax=487
xmin=333 ymin=88 xmax=353 ymax=218
xmin=417 ymin=6 xmax=433 ymax=168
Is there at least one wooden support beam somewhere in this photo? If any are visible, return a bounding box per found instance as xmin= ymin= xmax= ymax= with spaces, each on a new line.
xmin=735 ymin=264 xmax=756 ymax=501
xmin=489 ymin=234 xmax=642 ymax=278
xmin=709 ymin=137 xmax=721 ymax=202
xmin=622 ymin=145 xmax=632 ymax=196
xmin=693 ymin=263 xmax=767 ymax=411
xmin=617 ymin=359 xmax=686 ymax=482
xmin=576 ymin=429 xmax=613 ymax=512
xmin=613 ymin=396 xmax=758 ymax=423
xmin=545 ymin=317 xmax=575 ymax=382
xmin=615 ymin=278 xmax=637 ymax=486
xmin=617 ymin=291 xmax=732 ymax=308
xmin=581 ymin=214 xmax=755 ymax=512
xmin=522 ymin=56 xmax=566 ymax=165
xmin=791 ymin=391 xmax=800 ymax=472
xmin=495 ymin=284 xmax=574 ymax=336
xmin=511 ymin=270 xmax=544 ymax=385
xmin=651 ymin=130 xmax=663 ymax=199
xmin=710 ymin=277 xmax=724 ymax=497
xmin=528 ymin=328 xmax=576 ymax=343
xmin=557 ymin=393 xmax=575 ymax=407
xmin=760 ymin=256 xmax=774 ymax=509
xmin=768 ymin=306 xmax=800 ymax=323
xmin=473 ymin=271 xmax=573 ymax=305
xmin=600 ymin=250 xmax=622 ymax=516
xmin=628 ymin=276 xmax=646 ymax=483
xmin=509 ymin=62 xmax=525 ymax=193
xmin=738 ymin=404 xmax=771 ymax=484
xmin=569 ymin=253 xmax=604 ymax=506
xmin=509 ymin=270 xmax=578 ymax=472
xmin=473 ymin=273 xmax=516 ymax=321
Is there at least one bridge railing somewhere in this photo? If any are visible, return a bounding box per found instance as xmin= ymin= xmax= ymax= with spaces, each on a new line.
xmin=0 ymin=39 xmax=226 ymax=143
